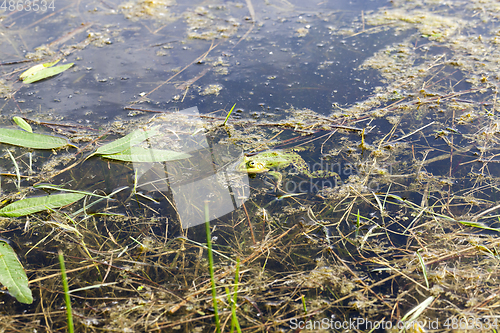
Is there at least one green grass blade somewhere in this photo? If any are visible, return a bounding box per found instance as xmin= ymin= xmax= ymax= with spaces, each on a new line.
xmin=355 ymin=209 xmax=360 ymax=238
xmin=0 ymin=241 xmax=32 ymax=304
xmin=457 ymin=220 xmax=500 ymax=232
xmin=70 ymin=186 xmax=128 ymax=218
xmin=230 ymin=257 xmax=242 ymax=333
xmin=58 ymin=251 xmax=74 ymax=333
xmin=0 ymin=128 xmax=68 ymax=149
xmin=416 ymin=249 xmax=429 ymax=289
xmin=400 ymin=296 xmax=435 ymax=324
xmin=68 ymin=282 xmax=118 ymax=294
xmin=226 ymin=286 xmax=242 ymax=333
xmin=6 ymin=150 xmax=21 ymax=191
xmin=33 ymin=184 xmax=111 ymax=199
xmin=205 ymin=202 xmax=221 ymax=333
xmin=398 ymin=296 xmax=435 ymax=333
xmin=223 ymin=103 xmax=236 ymax=126
xmin=0 ymin=193 xmax=85 ymax=217
xmin=95 ymin=127 xmax=160 ymax=156
xmin=178 ymin=237 xmax=235 ymax=262
xmin=101 ymin=147 xmax=191 ymax=162
xmin=23 ymin=63 xmax=74 ymax=84
xmin=233 ymin=257 xmax=240 ymax=303
xmin=12 ymin=117 xmax=32 ymax=133
xmin=41 ymin=59 xmax=61 ymax=68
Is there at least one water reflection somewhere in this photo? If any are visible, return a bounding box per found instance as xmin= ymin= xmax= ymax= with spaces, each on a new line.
xmin=131 ymin=106 xmax=249 ymax=228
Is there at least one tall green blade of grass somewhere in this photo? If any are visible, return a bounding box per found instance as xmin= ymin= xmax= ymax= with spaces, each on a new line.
xmin=355 ymin=209 xmax=361 ymax=239
xmin=229 ymin=257 xmax=242 ymax=333
xmin=205 ymin=202 xmax=220 ymax=333
xmin=223 ymin=103 xmax=236 ymax=126
xmin=225 ymin=285 xmax=242 ymax=333
xmin=58 ymin=250 xmax=74 ymax=333
xmin=34 ymin=183 xmax=117 ymax=199
xmin=399 ymin=296 xmax=434 ymax=333
xmin=6 ymin=150 xmax=21 ymax=191
xmin=416 ymin=249 xmax=429 ymax=289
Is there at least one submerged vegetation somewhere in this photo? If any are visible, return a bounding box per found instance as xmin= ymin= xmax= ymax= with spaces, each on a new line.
xmin=1 ymin=0 xmax=500 ymax=332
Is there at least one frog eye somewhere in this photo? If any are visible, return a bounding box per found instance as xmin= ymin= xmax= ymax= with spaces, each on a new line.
xmin=247 ymin=161 xmax=255 ymax=168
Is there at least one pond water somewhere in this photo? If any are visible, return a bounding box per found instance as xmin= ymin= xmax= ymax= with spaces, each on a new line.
xmin=1 ymin=0 xmax=500 ymax=332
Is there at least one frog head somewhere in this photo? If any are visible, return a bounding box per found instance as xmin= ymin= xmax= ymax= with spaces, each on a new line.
xmin=237 ymin=156 xmax=269 ymax=174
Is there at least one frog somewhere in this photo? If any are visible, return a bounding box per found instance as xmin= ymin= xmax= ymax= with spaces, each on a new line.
xmin=236 ymin=149 xmax=338 ymax=191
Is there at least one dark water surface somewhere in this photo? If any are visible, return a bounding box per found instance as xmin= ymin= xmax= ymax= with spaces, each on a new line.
xmin=1 ymin=0 xmax=390 ymax=123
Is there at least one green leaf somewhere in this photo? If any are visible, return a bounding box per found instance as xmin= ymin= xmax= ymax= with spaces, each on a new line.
xmin=457 ymin=220 xmax=500 ymax=232
xmin=0 ymin=128 xmax=68 ymax=149
xmin=23 ymin=63 xmax=74 ymax=84
xmin=0 ymin=193 xmax=85 ymax=217
xmin=102 ymin=147 xmax=191 ymax=162
xmin=19 ymin=64 xmax=45 ymax=80
xmin=19 ymin=60 xmax=61 ymax=80
xmin=12 ymin=117 xmax=32 ymax=133
xmin=95 ymin=127 xmax=160 ymax=156
xmin=0 ymin=241 xmax=32 ymax=304
xmin=42 ymin=60 xmax=61 ymax=68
